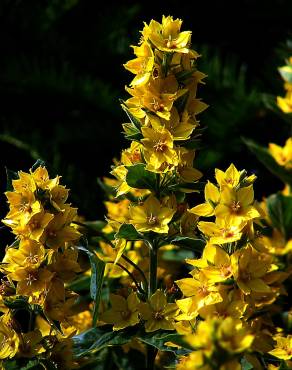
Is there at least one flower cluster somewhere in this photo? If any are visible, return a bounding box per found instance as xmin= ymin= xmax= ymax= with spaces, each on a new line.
xmin=277 ymin=56 xmax=292 ymax=113
xmin=0 ymin=166 xmax=89 ymax=368
xmin=99 ymin=15 xmax=207 ymax=335
xmin=1 ymin=14 xmax=292 ymax=370
xmin=174 ymin=164 xmax=291 ymax=368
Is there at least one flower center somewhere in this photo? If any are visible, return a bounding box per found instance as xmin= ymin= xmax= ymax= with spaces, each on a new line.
xmin=151 ymin=99 xmax=165 ymax=112
xmin=153 ymin=311 xmax=164 ymax=320
xmin=120 ymin=310 xmax=131 ymax=320
xmin=25 ymin=271 xmax=38 ymax=286
xmin=147 ymin=214 xmax=158 ymax=225
xmin=25 ymin=253 xmax=40 ymax=265
xmin=231 ymin=201 xmax=241 ymax=213
xmin=221 ymin=228 xmax=235 ymax=238
xmin=166 ymin=36 xmax=177 ymax=49
xmin=154 ymin=140 xmax=167 ymax=153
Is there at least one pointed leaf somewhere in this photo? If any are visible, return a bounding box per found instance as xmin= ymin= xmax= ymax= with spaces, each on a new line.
xmin=115 ymin=224 xmax=143 ymax=241
xmin=243 ymin=137 xmax=292 ymax=186
xmin=126 ymin=164 xmax=157 ymax=190
xmin=137 ymin=330 xmax=191 ymax=354
xmin=266 ymin=193 xmax=292 ymax=239
xmin=5 ymin=167 xmax=18 ymax=191
xmin=78 ymin=242 xmax=105 ymax=326
xmin=168 ymin=236 xmax=205 ymax=253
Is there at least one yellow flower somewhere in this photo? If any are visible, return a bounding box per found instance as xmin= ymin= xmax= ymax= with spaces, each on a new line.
xmin=96 ymin=241 xmax=136 ymax=278
xmin=148 ymin=107 xmax=198 ymax=141
xmin=176 ymin=351 xmax=209 ymax=370
xmin=5 ymin=190 xmax=41 ymax=223
xmin=215 ymin=185 xmax=260 ymax=223
xmin=277 ymin=91 xmax=292 ymax=113
xmin=12 ymin=267 xmax=54 ymax=297
xmin=49 ymin=184 xmax=69 ymax=211
xmin=31 ymin=166 xmax=59 ymax=190
xmin=42 ymin=206 xmax=81 ymax=249
xmin=138 ymin=290 xmax=178 ymax=332
xmin=141 ymin=126 xmax=178 ymax=172
xmin=10 ymin=210 xmax=54 ymax=241
xmin=215 ymin=163 xmax=241 ymax=189
xmin=110 ymin=165 xmax=132 ymax=197
xmin=11 ymin=170 xmax=36 ymax=194
xmin=61 ymin=310 xmax=92 ymax=336
xmin=101 ymin=292 xmax=140 ymax=331
xmin=185 ymin=319 xmax=215 ymax=355
xmin=190 ymin=181 xmax=220 ymax=216
xmin=269 ymin=137 xmax=292 ymax=169
xmin=125 ymin=75 xmax=186 ymax=120
xmin=217 ymin=317 xmax=254 ymax=354
xmin=49 ymin=337 xmax=78 ymax=369
xmin=48 ymin=247 xmax=81 ymax=282
xmin=129 ymin=195 xmax=175 ymax=233
xmin=176 ymin=148 xmax=203 ymax=184
xmin=124 ymin=42 xmax=154 ymax=87
xmin=199 ymin=244 xmax=232 ymax=283
xmin=231 ymin=245 xmax=272 ymax=295
xmin=198 ymin=218 xmax=245 ymax=244
xmin=2 ymin=239 xmax=45 ymax=273
xmin=18 ymin=330 xmax=44 ymax=357
xmin=0 ymin=319 xmax=19 ymax=359
xmin=121 ymin=141 xmax=143 ymax=166
xmin=269 ymin=335 xmax=292 ymax=360
xmin=142 ymin=16 xmax=192 ymax=54
xmin=199 ymin=288 xmax=247 ymax=320
xmin=175 ymin=272 xmax=223 ymax=320
xmin=105 ymin=199 xmax=130 ymax=231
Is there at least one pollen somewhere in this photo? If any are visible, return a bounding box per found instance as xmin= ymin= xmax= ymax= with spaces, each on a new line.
xmin=230 ymin=201 xmax=241 ymax=213
xmin=153 ymin=311 xmax=164 ymax=320
xmin=147 ymin=214 xmax=158 ymax=225
xmin=25 ymin=272 xmax=38 ymax=286
xmin=154 ymin=140 xmax=167 ymax=152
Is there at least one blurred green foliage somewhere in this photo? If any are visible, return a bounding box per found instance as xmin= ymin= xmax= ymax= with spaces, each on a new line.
xmin=1 ymin=0 xmax=292 ymax=221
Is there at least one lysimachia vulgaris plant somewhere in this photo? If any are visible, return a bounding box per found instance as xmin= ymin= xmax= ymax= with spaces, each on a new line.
xmin=1 ymin=15 xmax=292 ymax=370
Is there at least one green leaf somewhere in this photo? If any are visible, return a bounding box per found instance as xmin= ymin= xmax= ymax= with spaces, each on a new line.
xmin=97 ymin=178 xmax=116 ymax=196
xmin=243 ymin=137 xmax=292 ymax=186
xmin=68 ymin=275 xmax=90 ymax=292
xmin=240 ymin=357 xmax=253 ymax=370
xmin=126 ymin=164 xmax=157 ymax=191
xmin=121 ymin=103 xmax=142 ymax=129
xmin=168 ymin=182 xmax=205 ymax=193
xmin=78 ymin=242 xmax=105 ymax=326
xmin=84 ymin=220 xmax=107 ymax=233
xmin=162 ymin=249 xmax=194 ymax=262
xmin=31 ymin=159 xmax=46 ymax=171
xmin=74 ymin=326 xmax=138 ymax=358
xmin=5 ymin=167 xmax=18 ymax=191
xmin=4 ymin=296 xmax=29 ymax=310
xmin=266 ymin=193 xmax=292 ymax=239
xmin=175 ymin=67 xmax=198 ymax=82
xmin=73 ymin=327 xmax=107 ymax=357
xmin=278 ymin=65 xmax=292 ymax=84
xmin=168 ymin=236 xmax=205 ymax=253
xmin=115 ymin=224 xmax=143 ymax=241
xmin=122 ymin=122 xmax=143 ymax=141
xmin=137 ymin=331 xmax=191 ymax=354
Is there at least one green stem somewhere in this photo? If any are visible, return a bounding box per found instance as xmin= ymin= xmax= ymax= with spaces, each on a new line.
xmin=121 ymin=254 xmax=148 ymax=292
xmin=148 ymin=244 xmax=157 ymax=298
xmin=146 ymin=346 xmax=158 ymax=370
xmin=107 ymin=261 xmax=146 ymax=297
xmin=146 ymin=241 xmax=158 ymax=369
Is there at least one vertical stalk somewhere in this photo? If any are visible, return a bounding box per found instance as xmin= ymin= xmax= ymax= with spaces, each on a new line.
xmin=148 ymin=245 xmax=157 ymax=297
xmin=146 ymin=242 xmax=158 ymax=369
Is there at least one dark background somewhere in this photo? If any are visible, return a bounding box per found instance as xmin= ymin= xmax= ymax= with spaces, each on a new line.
xmin=1 ymin=0 xmax=292 ymax=227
